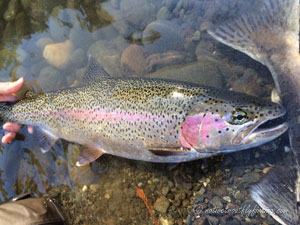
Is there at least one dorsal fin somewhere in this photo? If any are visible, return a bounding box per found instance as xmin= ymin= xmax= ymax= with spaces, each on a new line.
xmin=81 ymin=56 xmax=111 ymax=84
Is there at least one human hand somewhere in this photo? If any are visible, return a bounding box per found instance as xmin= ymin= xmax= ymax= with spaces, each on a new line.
xmin=0 ymin=78 xmax=33 ymax=144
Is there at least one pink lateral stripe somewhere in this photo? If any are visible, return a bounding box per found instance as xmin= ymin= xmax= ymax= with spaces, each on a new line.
xmin=57 ymin=109 xmax=159 ymax=122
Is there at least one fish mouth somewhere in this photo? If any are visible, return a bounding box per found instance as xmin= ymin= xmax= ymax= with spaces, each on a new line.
xmin=241 ymin=116 xmax=288 ymax=146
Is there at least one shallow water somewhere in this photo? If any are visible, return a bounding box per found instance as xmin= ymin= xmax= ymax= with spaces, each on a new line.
xmin=0 ymin=0 xmax=291 ymax=224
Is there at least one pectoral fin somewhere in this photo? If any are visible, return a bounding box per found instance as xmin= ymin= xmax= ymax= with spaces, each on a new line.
xmin=35 ymin=127 xmax=59 ymax=153
xmin=76 ymin=147 xmax=105 ymax=167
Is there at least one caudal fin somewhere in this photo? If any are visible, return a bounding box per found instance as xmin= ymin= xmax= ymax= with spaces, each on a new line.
xmin=251 ymin=163 xmax=299 ymax=225
xmin=207 ymin=0 xmax=299 ymax=65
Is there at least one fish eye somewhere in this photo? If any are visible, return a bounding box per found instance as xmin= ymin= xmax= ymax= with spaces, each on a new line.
xmin=230 ymin=109 xmax=249 ymax=125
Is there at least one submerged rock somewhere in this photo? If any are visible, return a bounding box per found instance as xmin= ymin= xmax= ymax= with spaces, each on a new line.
xmin=43 ymin=40 xmax=73 ymax=69
xmin=145 ymin=51 xmax=194 ymax=73
xmin=4 ymin=0 xmax=20 ymax=22
xmin=87 ymin=39 xmax=122 ymax=76
xmin=154 ymin=196 xmax=170 ymax=213
xmin=121 ymin=45 xmax=146 ymax=76
xmin=120 ymin=0 xmax=160 ymax=27
xmin=38 ymin=66 xmax=61 ymax=92
xmin=15 ymin=12 xmax=31 ymax=37
xmin=143 ymin=20 xmax=184 ymax=55
xmin=148 ymin=61 xmax=225 ymax=89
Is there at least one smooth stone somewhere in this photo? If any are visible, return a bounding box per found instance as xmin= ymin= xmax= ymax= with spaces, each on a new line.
xmin=111 ymin=0 xmax=120 ymax=9
xmin=114 ymin=36 xmax=129 ymax=52
xmin=148 ymin=61 xmax=225 ymax=89
xmin=38 ymin=66 xmax=61 ymax=92
xmin=156 ymin=7 xmax=173 ymax=20
xmin=143 ymin=20 xmax=184 ymax=55
xmin=112 ymin=20 xmax=131 ymax=36
xmin=70 ymin=48 xmax=86 ymax=68
xmin=121 ymin=45 xmax=146 ymax=75
xmin=162 ymin=187 xmax=169 ymax=196
xmin=16 ymin=48 xmax=28 ymax=64
xmin=49 ymin=6 xmax=70 ymax=42
xmin=154 ymin=196 xmax=170 ymax=213
xmin=4 ymin=0 xmax=19 ymax=22
xmin=37 ymin=37 xmax=54 ymax=49
xmin=43 ymin=40 xmax=73 ymax=69
xmin=87 ymin=40 xmax=122 ymax=76
xmin=145 ymin=51 xmax=194 ymax=73
xmin=69 ymin=27 xmax=93 ymax=50
xmin=92 ymin=25 xmax=119 ymax=41
xmin=210 ymin=196 xmax=223 ymax=209
xmin=2 ymin=22 xmax=15 ymax=42
xmin=96 ymin=6 xmax=116 ymax=27
xmin=120 ymin=0 xmax=160 ymax=27
xmin=165 ymin=0 xmax=177 ymax=10
xmin=207 ymin=216 xmax=219 ymax=225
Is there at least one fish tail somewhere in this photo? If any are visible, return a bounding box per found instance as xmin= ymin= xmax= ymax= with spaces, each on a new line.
xmin=208 ymin=0 xmax=299 ymax=66
xmin=208 ymin=0 xmax=300 ymax=224
xmin=251 ymin=163 xmax=299 ymax=225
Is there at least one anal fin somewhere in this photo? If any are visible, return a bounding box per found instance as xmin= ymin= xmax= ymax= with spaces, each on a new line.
xmin=76 ymin=146 xmax=105 ymax=167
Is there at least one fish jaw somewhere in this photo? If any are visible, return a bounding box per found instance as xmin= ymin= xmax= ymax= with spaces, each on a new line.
xmin=240 ymin=122 xmax=288 ymax=147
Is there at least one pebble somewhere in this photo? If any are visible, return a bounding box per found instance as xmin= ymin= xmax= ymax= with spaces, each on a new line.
xmin=154 ymin=196 xmax=170 ymax=213
xmin=211 ymin=196 xmax=223 ymax=208
xmin=262 ymin=167 xmax=271 ymax=174
xmin=241 ymin=172 xmax=260 ymax=184
xmin=162 ymin=187 xmax=169 ymax=196
xmin=43 ymin=40 xmax=73 ymax=69
xmin=223 ymin=196 xmax=231 ymax=203
xmin=90 ymin=184 xmax=100 ymax=193
xmin=207 ymin=216 xmax=219 ymax=225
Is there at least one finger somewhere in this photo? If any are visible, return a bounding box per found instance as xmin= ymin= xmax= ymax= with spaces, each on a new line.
xmin=28 ymin=125 xmax=33 ymax=134
xmin=3 ymin=122 xmax=22 ymax=132
xmin=2 ymin=132 xmax=16 ymax=144
xmin=0 ymin=78 xmax=24 ymax=95
xmin=0 ymin=95 xmax=18 ymax=102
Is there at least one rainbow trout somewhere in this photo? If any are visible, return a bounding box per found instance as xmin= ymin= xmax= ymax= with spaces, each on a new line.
xmin=0 ymin=58 xmax=287 ymax=166
xmin=207 ymin=0 xmax=300 ymax=224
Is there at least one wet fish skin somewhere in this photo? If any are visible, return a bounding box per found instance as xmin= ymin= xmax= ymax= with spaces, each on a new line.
xmin=0 ymin=59 xmax=287 ymax=164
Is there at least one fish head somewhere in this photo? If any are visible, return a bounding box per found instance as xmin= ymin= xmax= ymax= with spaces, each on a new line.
xmin=180 ymin=93 xmax=288 ymax=153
